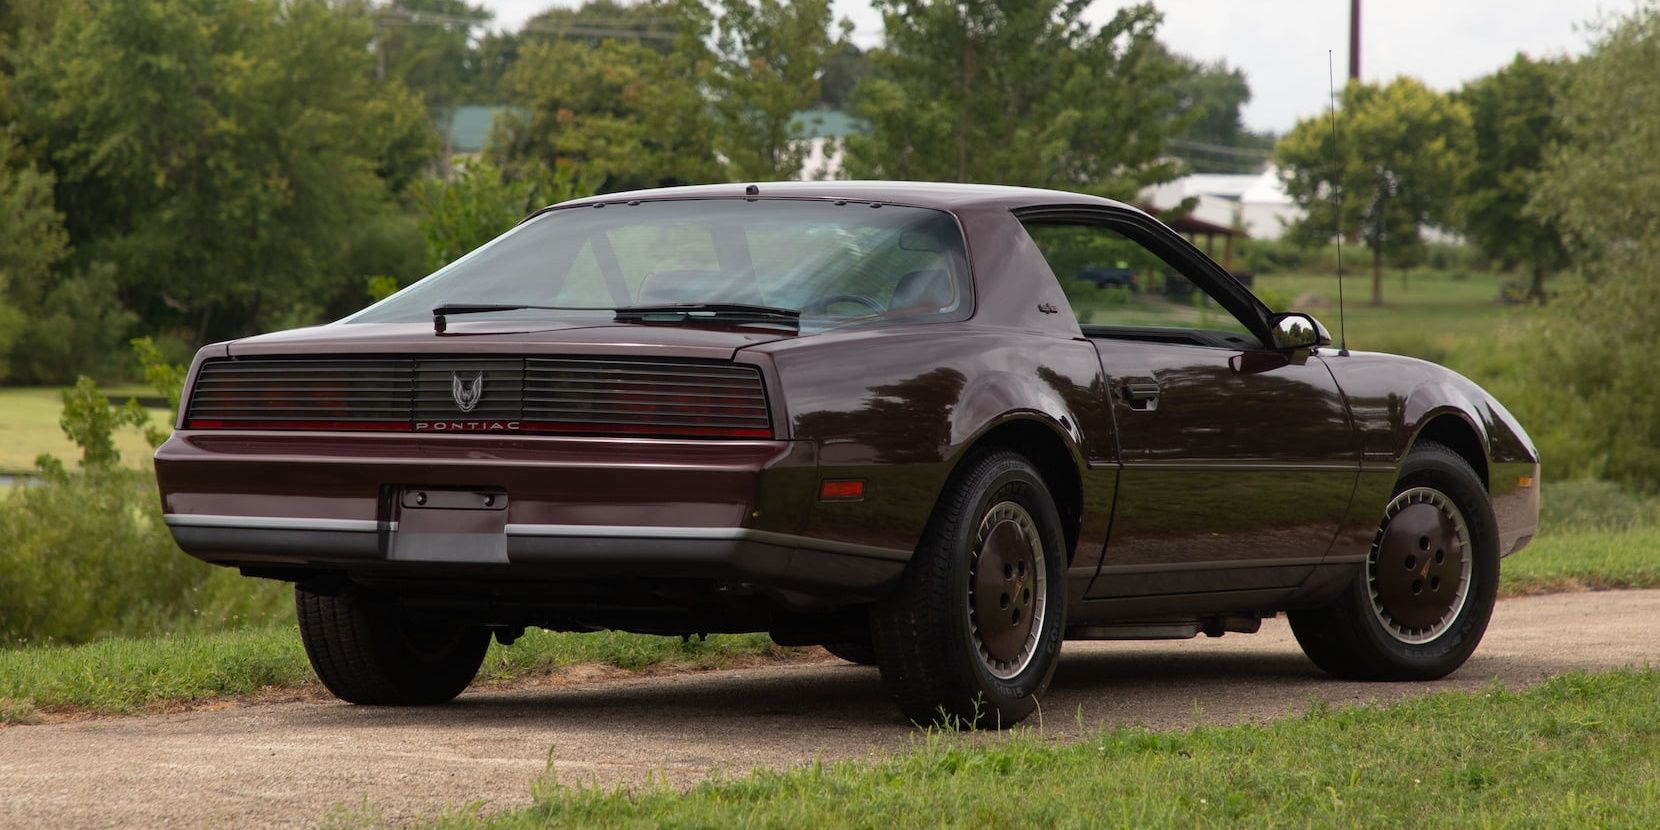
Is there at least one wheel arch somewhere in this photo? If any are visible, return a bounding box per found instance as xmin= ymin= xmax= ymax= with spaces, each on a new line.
xmin=1409 ymin=410 xmax=1489 ymax=490
xmin=945 ymin=414 xmax=1085 ymax=562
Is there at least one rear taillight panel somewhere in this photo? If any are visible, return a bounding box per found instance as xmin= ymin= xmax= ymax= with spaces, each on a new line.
xmin=183 ymin=357 xmax=773 ymax=439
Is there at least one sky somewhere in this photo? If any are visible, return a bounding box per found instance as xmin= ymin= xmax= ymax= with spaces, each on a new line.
xmin=475 ymin=0 xmax=1618 ymax=133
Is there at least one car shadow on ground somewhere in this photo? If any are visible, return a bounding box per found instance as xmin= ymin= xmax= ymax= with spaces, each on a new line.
xmin=268 ymin=641 xmax=1519 ymax=741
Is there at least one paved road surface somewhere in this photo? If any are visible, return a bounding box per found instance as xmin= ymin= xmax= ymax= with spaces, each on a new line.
xmin=2 ymin=590 xmax=1655 ymax=829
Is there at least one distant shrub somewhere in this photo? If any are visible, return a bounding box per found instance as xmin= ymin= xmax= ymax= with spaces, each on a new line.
xmin=1238 ymin=239 xmax=1315 ymax=275
xmin=4 ymin=262 xmax=137 ymax=385
xmin=54 ymin=376 xmax=152 ymax=469
xmin=0 ymin=469 xmax=289 ymax=646
xmin=2 ymin=368 xmax=287 ymax=646
xmin=1541 ymin=479 xmax=1660 ymax=532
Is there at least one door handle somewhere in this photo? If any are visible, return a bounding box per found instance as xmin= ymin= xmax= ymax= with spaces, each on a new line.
xmin=1120 ymin=382 xmax=1160 ymax=410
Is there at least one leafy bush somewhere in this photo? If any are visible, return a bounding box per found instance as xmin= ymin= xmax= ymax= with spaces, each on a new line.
xmin=1238 ymin=239 xmax=1316 ymax=275
xmin=1512 ymin=10 xmax=1660 ymax=490
xmin=5 ymin=262 xmax=137 ymax=384
xmin=413 ymin=159 xmax=597 ymax=275
xmin=0 ymin=359 xmax=285 ymax=646
xmin=1541 ymin=479 xmax=1660 ymax=532
xmin=0 ymin=469 xmax=290 ymax=646
xmin=54 ymin=377 xmax=153 ymax=469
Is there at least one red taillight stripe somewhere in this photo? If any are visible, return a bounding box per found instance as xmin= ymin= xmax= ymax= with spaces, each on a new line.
xmin=517 ymin=421 xmax=774 ymax=438
xmin=185 ymin=419 xmax=412 ymax=431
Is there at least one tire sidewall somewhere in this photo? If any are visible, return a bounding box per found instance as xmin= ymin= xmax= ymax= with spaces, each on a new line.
xmin=1352 ymin=447 xmax=1499 ymax=676
xmin=942 ymin=456 xmax=1068 ymax=716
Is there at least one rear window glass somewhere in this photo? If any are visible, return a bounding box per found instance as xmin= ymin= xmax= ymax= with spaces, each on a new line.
xmin=350 ymin=199 xmax=971 ymax=329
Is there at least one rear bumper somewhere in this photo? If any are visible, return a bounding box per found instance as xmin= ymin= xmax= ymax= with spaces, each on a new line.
xmin=163 ymin=514 xmax=906 ymax=596
xmin=155 ymin=430 xmax=908 ymax=602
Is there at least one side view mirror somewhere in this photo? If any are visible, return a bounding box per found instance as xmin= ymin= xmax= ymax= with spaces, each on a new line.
xmin=1269 ymin=312 xmax=1332 ymax=351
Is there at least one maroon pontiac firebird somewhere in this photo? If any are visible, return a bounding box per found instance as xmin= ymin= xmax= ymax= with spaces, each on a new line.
xmin=157 ymin=182 xmax=1538 ymax=727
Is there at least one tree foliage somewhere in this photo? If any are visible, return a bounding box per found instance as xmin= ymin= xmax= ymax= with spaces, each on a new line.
xmin=374 ymin=0 xmax=495 ymax=118
xmin=1277 ymin=77 xmax=1473 ymax=305
xmin=1457 ymin=55 xmax=1569 ymax=303
xmin=414 ymin=159 xmax=598 ymax=272
xmin=0 ymin=133 xmax=67 ymax=380
xmin=8 ymin=0 xmax=434 ymax=359
xmin=707 ymin=0 xmax=838 ymax=181
xmin=489 ymin=17 xmax=719 ymax=190
xmin=843 ymin=0 xmax=1187 ymax=195
xmin=1164 ymin=54 xmax=1274 ymax=174
xmin=1517 ymin=9 xmax=1660 ymax=488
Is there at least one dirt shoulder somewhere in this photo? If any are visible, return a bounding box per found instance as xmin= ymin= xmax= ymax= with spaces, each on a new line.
xmin=1 ymin=590 xmax=1655 ymax=830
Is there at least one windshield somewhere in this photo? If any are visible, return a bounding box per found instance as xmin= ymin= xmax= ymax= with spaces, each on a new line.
xmin=349 ymin=198 xmax=971 ymax=329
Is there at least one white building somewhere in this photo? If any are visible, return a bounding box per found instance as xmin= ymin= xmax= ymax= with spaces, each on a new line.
xmin=1140 ymin=166 xmax=1303 ymax=241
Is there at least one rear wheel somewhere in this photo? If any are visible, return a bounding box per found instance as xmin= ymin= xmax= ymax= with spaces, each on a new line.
xmin=296 ymin=585 xmax=490 ymax=705
xmin=1289 ymin=440 xmax=1499 ymax=680
xmin=871 ymin=450 xmax=1067 ymax=728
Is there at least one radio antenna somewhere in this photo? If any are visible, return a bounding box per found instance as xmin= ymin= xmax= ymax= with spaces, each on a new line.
xmin=1327 ymin=50 xmax=1350 ymax=356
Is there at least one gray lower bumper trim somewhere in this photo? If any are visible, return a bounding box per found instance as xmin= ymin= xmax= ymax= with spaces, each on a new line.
xmin=162 ymin=515 xmax=908 ymax=562
xmin=164 ymin=514 xmax=387 ymax=533
xmin=504 ymin=523 xmax=908 ymax=561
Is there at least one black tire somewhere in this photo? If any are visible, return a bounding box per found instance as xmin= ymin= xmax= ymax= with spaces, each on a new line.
xmin=822 ymin=641 xmax=878 ymax=665
xmin=1289 ymin=440 xmax=1499 ymax=681
xmin=295 ymin=585 xmax=491 ymax=705
xmin=871 ymin=450 xmax=1067 ymax=728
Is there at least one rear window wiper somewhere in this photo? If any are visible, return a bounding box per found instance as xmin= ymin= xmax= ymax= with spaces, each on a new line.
xmin=431 ymin=303 xmax=605 ymax=333
xmin=612 ymin=303 xmax=801 ymax=327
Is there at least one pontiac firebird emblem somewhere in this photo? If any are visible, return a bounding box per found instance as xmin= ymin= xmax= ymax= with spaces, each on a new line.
xmin=451 ymin=371 xmax=484 ymax=413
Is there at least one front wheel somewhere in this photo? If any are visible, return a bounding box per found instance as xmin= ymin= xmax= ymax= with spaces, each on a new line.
xmin=1289 ymin=440 xmax=1499 ymax=680
xmin=296 ymin=585 xmax=491 ymax=705
xmin=871 ymin=450 xmax=1067 ymax=728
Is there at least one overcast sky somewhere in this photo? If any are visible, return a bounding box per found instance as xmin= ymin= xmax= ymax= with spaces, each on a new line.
xmin=475 ymin=0 xmax=1618 ymax=133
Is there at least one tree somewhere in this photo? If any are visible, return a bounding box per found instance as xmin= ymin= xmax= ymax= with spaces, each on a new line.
xmin=520 ymin=0 xmax=683 ymax=52
xmin=413 ymin=159 xmax=598 ymax=272
xmin=0 ymin=134 xmax=68 ymax=380
xmin=489 ymin=21 xmax=720 ymax=190
xmin=373 ymin=1 xmax=495 ymax=134
xmin=10 ymin=0 xmax=436 ymax=350
xmin=706 ymin=0 xmax=837 ymax=181
xmin=1277 ymin=77 xmax=1474 ymax=305
xmin=1457 ymin=55 xmax=1570 ymax=304
xmin=843 ymin=1 xmax=1187 ymax=196
xmin=1516 ymin=9 xmax=1660 ymax=488
xmin=471 ymin=0 xmax=685 ymax=100
xmin=1165 ymin=54 xmax=1275 ymax=174
xmin=818 ymin=40 xmax=870 ymax=109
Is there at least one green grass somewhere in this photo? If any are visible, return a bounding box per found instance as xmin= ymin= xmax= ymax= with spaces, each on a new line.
xmin=0 ymin=624 xmax=784 ymax=724
xmin=1502 ymin=526 xmax=1660 ymax=594
xmin=400 ymin=669 xmax=1660 ymax=829
xmin=0 ymin=386 xmax=168 ymax=473
xmin=1256 ymin=269 xmax=1532 ymax=387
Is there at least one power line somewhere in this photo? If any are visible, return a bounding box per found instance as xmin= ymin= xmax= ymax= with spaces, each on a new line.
xmin=378 ymin=6 xmax=684 ymax=41
xmin=1166 ymin=139 xmax=1273 ymax=160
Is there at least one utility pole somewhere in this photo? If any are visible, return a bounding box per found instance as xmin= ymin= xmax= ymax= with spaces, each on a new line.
xmin=1348 ymin=0 xmax=1361 ymax=81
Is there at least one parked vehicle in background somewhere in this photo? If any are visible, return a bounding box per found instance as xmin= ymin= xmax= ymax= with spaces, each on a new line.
xmin=1076 ymin=264 xmax=1139 ymax=291
xmin=156 ymin=182 xmax=1539 ymax=727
